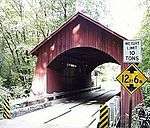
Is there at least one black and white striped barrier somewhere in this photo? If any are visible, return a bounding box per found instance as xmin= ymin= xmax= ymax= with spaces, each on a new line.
xmin=2 ymin=97 xmax=11 ymax=119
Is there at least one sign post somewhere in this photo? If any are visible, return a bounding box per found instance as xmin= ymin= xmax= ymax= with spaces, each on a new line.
xmin=128 ymin=95 xmax=132 ymax=128
xmin=117 ymin=39 xmax=148 ymax=128
xmin=116 ymin=64 xmax=147 ymax=128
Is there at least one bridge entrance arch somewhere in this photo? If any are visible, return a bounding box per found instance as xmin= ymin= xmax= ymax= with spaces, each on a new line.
xmin=31 ymin=12 xmax=143 ymax=126
xmin=47 ymin=47 xmax=119 ymax=92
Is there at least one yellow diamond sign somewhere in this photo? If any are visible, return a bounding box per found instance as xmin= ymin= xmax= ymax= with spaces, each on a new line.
xmin=116 ymin=64 xmax=148 ymax=95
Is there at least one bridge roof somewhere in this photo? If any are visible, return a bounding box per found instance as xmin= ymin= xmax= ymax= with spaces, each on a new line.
xmin=31 ymin=12 xmax=127 ymax=55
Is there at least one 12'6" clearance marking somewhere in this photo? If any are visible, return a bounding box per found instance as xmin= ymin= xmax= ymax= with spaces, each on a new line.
xmin=116 ymin=64 xmax=148 ymax=95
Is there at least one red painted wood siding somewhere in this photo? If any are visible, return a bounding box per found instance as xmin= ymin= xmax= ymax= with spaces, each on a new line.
xmin=31 ymin=14 xmax=143 ymax=126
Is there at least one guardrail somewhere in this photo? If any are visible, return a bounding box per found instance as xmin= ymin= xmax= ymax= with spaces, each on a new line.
xmin=109 ymin=112 xmax=120 ymax=127
xmin=10 ymin=86 xmax=101 ymax=118
xmin=114 ymin=112 xmax=120 ymax=127
xmin=11 ymin=86 xmax=101 ymax=108
xmin=106 ymin=96 xmax=120 ymax=128
xmin=48 ymin=86 xmax=101 ymax=99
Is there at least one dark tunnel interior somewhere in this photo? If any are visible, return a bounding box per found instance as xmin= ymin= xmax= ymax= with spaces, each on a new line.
xmin=47 ymin=47 xmax=119 ymax=92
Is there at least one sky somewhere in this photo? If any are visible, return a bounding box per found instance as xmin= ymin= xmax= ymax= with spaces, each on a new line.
xmin=76 ymin=0 xmax=146 ymax=39
xmin=4 ymin=0 xmax=146 ymax=40
xmin=107 ymin=0 xmax=146 ymax=39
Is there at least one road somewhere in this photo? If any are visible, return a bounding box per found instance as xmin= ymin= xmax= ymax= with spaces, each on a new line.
xmin=0 ymin=89 xmax=119 ymax=128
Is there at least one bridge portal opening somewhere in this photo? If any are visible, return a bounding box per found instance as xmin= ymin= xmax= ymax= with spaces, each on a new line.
xmin=91 ymin=63 xmax=121 ymax=91
xmin=47 ymin=47 xmax=120 ymax=93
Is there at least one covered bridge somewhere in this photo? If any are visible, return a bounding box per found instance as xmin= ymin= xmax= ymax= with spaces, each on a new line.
xmin=30 ymin=12 xmax=143 ymax=126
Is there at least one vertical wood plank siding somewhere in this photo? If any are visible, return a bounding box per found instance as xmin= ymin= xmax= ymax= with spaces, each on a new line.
xmin=31 ymin=13 xmax=143 ymax=126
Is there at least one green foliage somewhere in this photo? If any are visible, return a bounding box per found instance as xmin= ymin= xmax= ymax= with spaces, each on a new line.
xmin=0 ymin=47 xmax=35 ymax=98
xmin=0 ymin=0 xmax=76 ymax=98
xmin=76 ymin=0 xmax=111 ymax=26
xmin=139 ymin=9 xmax=150 ymax=72
xmin=142 ymin=82 xmax=150 ymax=107
xmin=138 ymin=7 xmax=150 ymax=106
xmin=0 ymin=0 xmax=108 ymax=99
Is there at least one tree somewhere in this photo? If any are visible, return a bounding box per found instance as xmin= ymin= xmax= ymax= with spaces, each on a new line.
xmin=138 ymin=3 xmax=150 ymax=106
xmin=0 ymin=0 xmax=108 ymax=98
xmin=76 ymin=0 xmax=110 ymax=25
xmin=0 ymin=0 xmax=76 ymax=98
xmin=139 ymin=10 xmax=150 ymax=72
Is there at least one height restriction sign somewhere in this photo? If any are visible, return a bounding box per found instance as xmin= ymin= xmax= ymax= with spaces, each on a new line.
xmin=116 ymin=64 xmax=148 ymax=94
xmin=123 ymin=40 xmax=142 ymax=63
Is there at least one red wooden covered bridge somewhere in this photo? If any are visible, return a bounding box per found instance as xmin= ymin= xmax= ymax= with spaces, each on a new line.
xmin=30 ymin=12 xmax=143 ymax=125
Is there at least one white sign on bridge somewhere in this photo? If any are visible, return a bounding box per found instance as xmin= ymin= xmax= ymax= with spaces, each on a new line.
xmin=123 ymin=40 xmax=142 ymax=63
